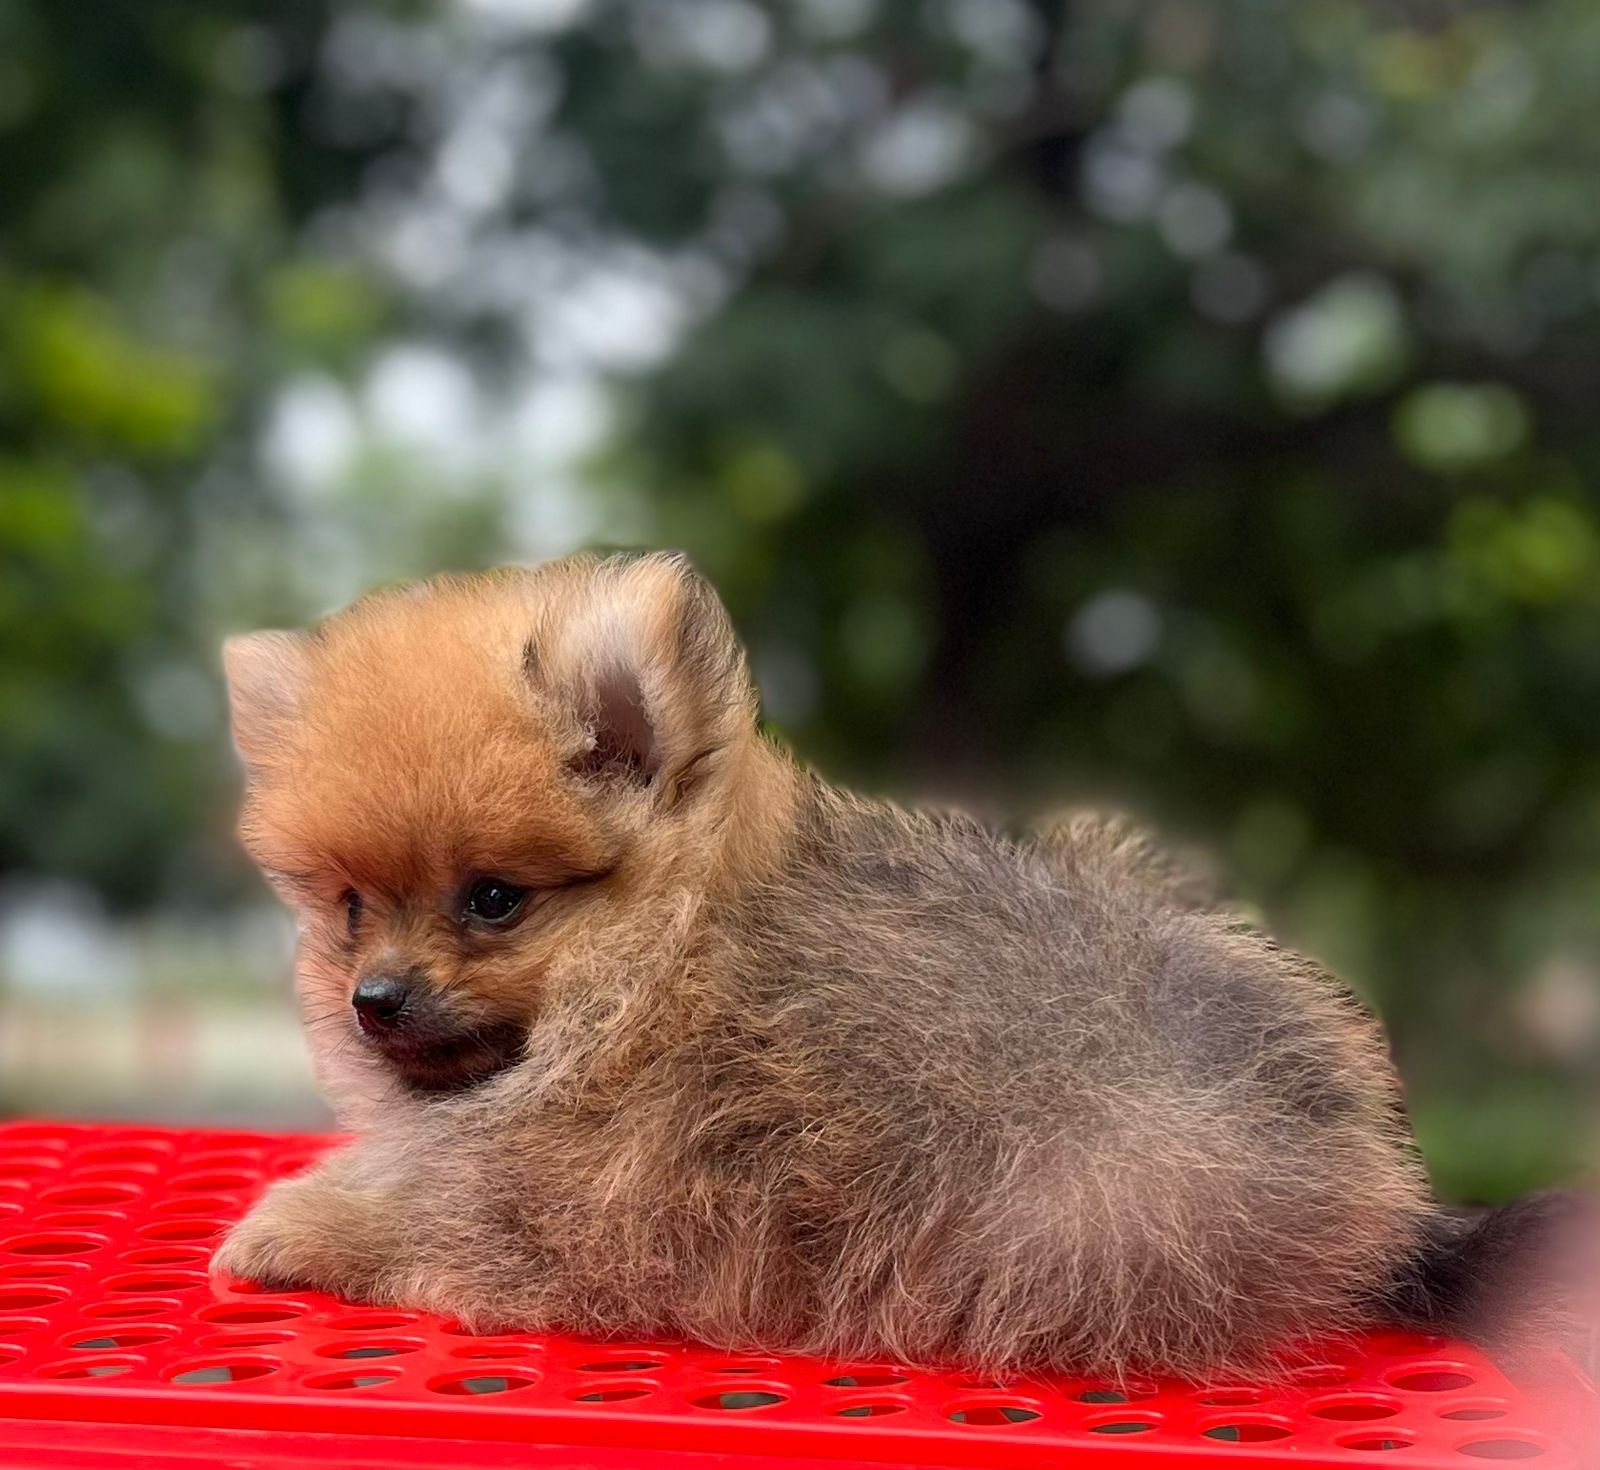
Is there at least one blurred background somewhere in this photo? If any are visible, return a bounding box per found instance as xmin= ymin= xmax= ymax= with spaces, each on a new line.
xmin=2 ymin=0 xmax=1597 ymax=1202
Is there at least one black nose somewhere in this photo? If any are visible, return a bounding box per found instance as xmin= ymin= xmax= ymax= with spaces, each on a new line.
xmin=352 ymin=975 xmax=411 ymax=1035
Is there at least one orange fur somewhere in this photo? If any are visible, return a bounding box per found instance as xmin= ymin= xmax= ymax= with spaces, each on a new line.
xmin=216 ymin=552 xmax=1440 ymax=1378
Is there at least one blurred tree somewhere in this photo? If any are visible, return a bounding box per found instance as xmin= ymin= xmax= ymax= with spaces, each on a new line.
xmin=3 ymin=0 xmax=1599 ymax=1194
xmin=552 ymin=0 xmax=1600 ymax=1196
xmin=0 ymin=1 xmax=416 ymax=905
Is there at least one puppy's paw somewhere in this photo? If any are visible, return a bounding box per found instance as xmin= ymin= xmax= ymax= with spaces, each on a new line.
xmin=209 ymin=1203 xmax=305 ymax=1292
xmin=211 ymin=1168 xmax=389 ymax=1301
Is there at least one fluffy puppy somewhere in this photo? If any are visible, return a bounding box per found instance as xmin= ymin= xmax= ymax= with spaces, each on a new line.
xmin=214 ymin=552 xmax=1561 ymax=1378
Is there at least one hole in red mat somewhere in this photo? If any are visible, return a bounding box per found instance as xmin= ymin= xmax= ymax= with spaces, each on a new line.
xmin=81 ymin=1298 xmax=178 ymax=1320
xmin=1077 ymin=1386 xmax=1155 ymax=1403
xmin=167 ymin=1359 xmax=279 ymax=1385
xmin=1196 ymin=1389 xmax=1267 ymax=1406
xmin=823 ymin=1372 xmax=908 ymax=1388
xmin=66 ymin=1328 xmax=176 ymax=1350
xmin=1442 ymin=1407 xmax=1510 ymax=1422
xmin=1090 ymin=1419 xmax=1159 ymax=1434
xmin=1202 ymin=1422 xmax=1293 ymax=1442
xmin=305 ymin=1369 xmax=398 ymax=1391
xmin=452 ymin=1345 xmax=537 ymax=1360
xmin=40 ymin=1356 xmax=142 ymax=1379
xmin=578 ymin=1358 xmax=663 ymax=1373
xmin=0 ymin=1347 xmax=17 ymax=1366
xmin=269 ymin=1153 xmax=323 ymax=1175
xmin=151 ymin=1196 xmax=233 ymax=1217
xmin=103 ymin=1271 xmax=205 ymax=1294
xmin=1339 ymin=1436 xmax=1416 ymax=1452
xmin=120 ymin=1247 xmax=210 ymax=1268
xmin=1389 ymin=1369 xmax=1476 ymax=1393
xmin=36 ymin=1211 xmax=126 ymax=1230
xmin=0 ymin=1287 xmax=66 ymax=1311
xmin=168 ymin=1172 xmax=257 ymax=1193
xmin=1367 ymin=1332 xmax=1445 ymax=1355
xmin=1457 ymin=1443 xmax=1546 ymax=1461
xmin=0 ymin=1261 xmax=87 ymax=1281
xmin=38 ymin=1185 xmax=141 ymax=1208
xmin=76 ymin=1143 xmax=172 ymax=1166
xmin=179 ymin=1152 xmax=264 ymax=1171
xmin=0 ymin=1156 xmax=62 ymax=1179
xmin=198 ymin=1331 xmax=296 ymax=1351
xmin=429 ymin=1370 xmax=539 ymax=1396
xmin=314 ymin=1340 xmax=423 ymax=1360
xmin=0 ymin=1317 xmax=44 ymax=1336
xmin=1310 ymin=1396 xmax=1402 ymax=1421
xmin=573 ymin=1386 xmax=652 ymax=1403
xmin=948 ymin=1404 xmax=1042 ymax=1426
xmin=835 ymin=1402 xmax=907 ymax=1418
xmin=327 ymin=1312 xmax=420 ymax=1331
xmin=695 ymin=1390 xmax=788 ymax=1411
xmin=2 ymin=1233 xmax=105 ymax=1257
xmin=1290 ymin=1364 xmax=1354 ymax=1388
xmin=0 ymin=1128 xmax=71 ymax=1146
xmin=197 ymin=1304 xmax=307 ymax=1326
xmin=77 ymin=1165 xmax=160 ymax=1183
xmin=138 ymin=1220 xmax=227 ymax=1244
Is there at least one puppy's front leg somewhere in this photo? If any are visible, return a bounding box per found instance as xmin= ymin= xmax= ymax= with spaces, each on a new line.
xmin=211 ymin=1144 xmax=407 ymax=1303
xmin=211 ymin=1138 xmax=526 ymax=1329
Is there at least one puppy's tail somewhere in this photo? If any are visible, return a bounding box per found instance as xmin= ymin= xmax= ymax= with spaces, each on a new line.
xmin=1376 ymin=1191 xmax=1597 ymax=1357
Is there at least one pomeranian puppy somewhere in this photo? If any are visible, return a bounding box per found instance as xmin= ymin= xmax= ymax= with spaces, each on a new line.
xmin=215 ymin=552 xmax=1576 ymax=1377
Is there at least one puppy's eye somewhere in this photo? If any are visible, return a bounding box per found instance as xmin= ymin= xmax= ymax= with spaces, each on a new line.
xmin=464 ymin=878 xmax=526 ymax=926
xmin=342 ymin=888 xmax=362 ymax=935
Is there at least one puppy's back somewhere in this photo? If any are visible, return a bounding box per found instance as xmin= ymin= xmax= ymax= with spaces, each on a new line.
xmin=695 ymin=789 xmax=1431 ymax=1374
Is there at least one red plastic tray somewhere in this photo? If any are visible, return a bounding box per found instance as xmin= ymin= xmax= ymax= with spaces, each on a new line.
xmin=0 ymin=1120 xmax=1592 ymax=1469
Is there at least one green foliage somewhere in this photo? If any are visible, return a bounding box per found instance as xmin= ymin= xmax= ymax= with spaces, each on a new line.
xmin=2 ymin=0 xmax=1597 ymax=1193
xmin=0 ymin=0 xmax=417 ymax=905
xmin=16 ymin=283 xmax=218 ymax=453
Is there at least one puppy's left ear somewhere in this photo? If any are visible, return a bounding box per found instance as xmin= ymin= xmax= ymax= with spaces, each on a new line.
xmin=530 ymin=553 xmax=755 ymax=804
xmin=223 ymin=630 xmax=311 ymax=771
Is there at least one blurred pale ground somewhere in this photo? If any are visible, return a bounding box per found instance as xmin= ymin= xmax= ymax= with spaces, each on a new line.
xmin=2 ymin=0 xmax=1599 ymax=1198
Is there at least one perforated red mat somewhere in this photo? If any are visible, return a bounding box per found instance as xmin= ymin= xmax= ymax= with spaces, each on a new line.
xmin=0 ymin=1121 xmax=1592 ymax=1469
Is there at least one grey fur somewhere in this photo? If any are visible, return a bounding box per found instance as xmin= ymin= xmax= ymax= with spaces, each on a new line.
xmin=216 ymin=555 xmax=1435 ymax=1379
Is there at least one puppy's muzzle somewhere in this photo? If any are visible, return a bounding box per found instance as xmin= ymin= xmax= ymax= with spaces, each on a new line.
xmin=349 ymin=968 xmax=524 ymax=1094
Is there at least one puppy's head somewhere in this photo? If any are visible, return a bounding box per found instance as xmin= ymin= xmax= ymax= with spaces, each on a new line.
xmin=224 ymin=553 xmax=775 ymax=1102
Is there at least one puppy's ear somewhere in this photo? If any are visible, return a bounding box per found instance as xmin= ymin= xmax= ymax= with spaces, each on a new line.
xmin=223 ymin=630 xmax=311 ymax=769
xmin=530 ymin=553 xmax=754 ymax=803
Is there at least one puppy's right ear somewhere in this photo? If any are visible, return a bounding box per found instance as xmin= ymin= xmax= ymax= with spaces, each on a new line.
xmin=223 ymin=630 xmax=310 ymax=769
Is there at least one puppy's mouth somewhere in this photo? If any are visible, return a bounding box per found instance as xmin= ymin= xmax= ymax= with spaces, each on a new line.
xmin=367 ymin=1018 xmax=527 ymax=1095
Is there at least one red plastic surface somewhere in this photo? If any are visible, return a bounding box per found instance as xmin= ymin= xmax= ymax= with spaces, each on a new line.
xmin=0 ymin=1121 xmax=1593 ymax=1469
